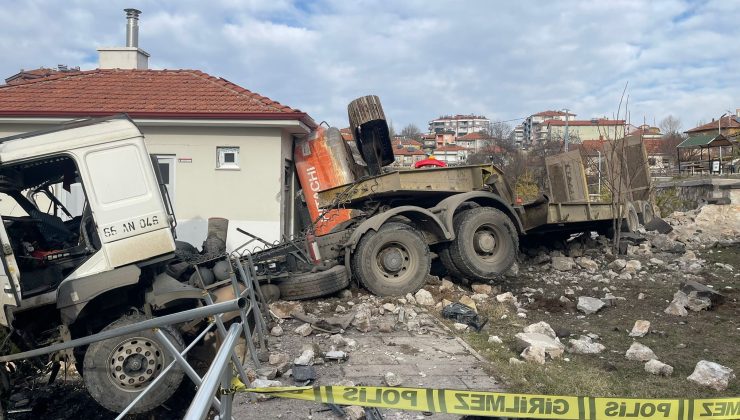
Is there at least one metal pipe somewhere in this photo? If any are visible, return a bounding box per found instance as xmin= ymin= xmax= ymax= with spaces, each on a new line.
xmin=0 ymin=299 xmax=245 ymax=362
xmin=125 ymin=8 xmax=141 ymax=48
xmin=154 ymin=329 xmax=223 ymax=412
xmin=184 ymin=323 xmax=242 ymax=420
xmin=115 ymin=323 xmax=216 ymax=420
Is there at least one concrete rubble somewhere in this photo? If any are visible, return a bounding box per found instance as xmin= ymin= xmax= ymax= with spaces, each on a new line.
xmin=687 ymin=360 xmax=735 ymax=391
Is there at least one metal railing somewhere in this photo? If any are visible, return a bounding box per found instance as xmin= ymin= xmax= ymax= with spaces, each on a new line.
xmin=2 ymin=252 xmax=270 ymax=420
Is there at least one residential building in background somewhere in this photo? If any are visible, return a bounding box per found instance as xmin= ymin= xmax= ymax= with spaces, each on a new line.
xmin=428 ymin=114 xmax=490 ymax=136
xmin=513 ymin=124 xmax=524 ymax=147
xmin=684 ymin=110 xmax=740 ymax=140
xmin=542 ymin=118 xmax=626 ymax=143
xmin=523 ymin=110 xmax=575 ymax=145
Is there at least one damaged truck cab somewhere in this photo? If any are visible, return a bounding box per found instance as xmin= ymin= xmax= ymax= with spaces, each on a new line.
xmin=0 ymin=116 xmax=177 ymax=332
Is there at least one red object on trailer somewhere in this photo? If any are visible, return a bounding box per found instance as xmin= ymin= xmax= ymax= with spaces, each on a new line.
xmin=294 ymin=126 xmax=356 ymax=236
xmin=414 ymin=158 xmax=447 ymax=168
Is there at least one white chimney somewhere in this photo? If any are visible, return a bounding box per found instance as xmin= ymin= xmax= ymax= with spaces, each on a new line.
xmin=97 ymin=8 xmax=150 ymax=70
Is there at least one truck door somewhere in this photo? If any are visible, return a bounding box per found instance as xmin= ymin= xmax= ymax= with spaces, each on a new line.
xmin=0 ymin=219 xmax=21 ymax=327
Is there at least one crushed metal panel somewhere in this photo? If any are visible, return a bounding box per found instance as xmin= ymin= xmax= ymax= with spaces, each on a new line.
xmin=604 ymin=136 xmax=651 ymax=203
xmin=545 ymin=150 xmax=589 ymax=203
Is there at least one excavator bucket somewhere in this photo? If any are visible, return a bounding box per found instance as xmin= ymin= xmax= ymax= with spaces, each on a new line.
xmin=347 ymin=95 xmax=394 ymax=175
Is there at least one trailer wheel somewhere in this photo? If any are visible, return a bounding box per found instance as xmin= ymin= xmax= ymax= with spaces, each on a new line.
xmin=276 ymin=265 xmax=349 ymax=300
xmin=637 ymin=201 xmax=655 ymax=225
xmin=448 ymin=207 xmax=518 ymax=281
xmin=622 ymin=201 xmax=640 ymax=232
xmin=83 ymin=314 xmax=184 ymax=414
xmin=352 ymin=222 xmax=430 ymax=296
xmin=438 ymin=247 xmax=469 ymax=281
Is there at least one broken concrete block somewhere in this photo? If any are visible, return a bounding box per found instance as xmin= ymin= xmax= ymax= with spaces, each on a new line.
xmin=629 ymin=320 xmax=650 ymax=337
xmin=568 ymin=336 xmax=606 ymax=354
xmin=292 ymin=365 xmax=317 ymax=382
xmin=414 ymin=289 xmax=435 ymax=306
xmin=625 ymin=342 xmax=657 ymax=362
xmin=645 ymin=359 xmax=673 ymax=376
xmin=551 ymin=256 xmax=576 ymax=271
xmin=515 ymin=332 xmax=564 ymax=359
xmin=294 ymin=323 xmax=313 ymax=337
xmin=687 ymin=360 xmax=735 ymax=391
xmin=681 ymin=280 xmax=725 ymax=306
xmin=577 ymin=296 xmax=605 ymax=314
xmin=520 ymin=345 xmax=546 ymax=364
xmin=471 ymin=283 xmax=493 ymax=294
xmin=384 ymin=371 xmax=403 ymax=387
xmin=523 ymin=321 xmax=557 ymax=339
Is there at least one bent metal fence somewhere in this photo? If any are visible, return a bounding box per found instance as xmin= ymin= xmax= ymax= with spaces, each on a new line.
xmin=0 ymin=253 xmax=270 ymax=420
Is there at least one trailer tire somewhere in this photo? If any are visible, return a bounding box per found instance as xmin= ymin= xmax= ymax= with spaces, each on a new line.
xmin=83 ymin=314 xmax=185 ymax=414
xmin=623 ymin=201 xmax=640 ymax=232
xmin=637 ymin=201 xmax=655 ymax=225
xmin=352 ymin=222 xmax=430 ymax=296
xmin=438 ymin=247 xmax=469 ymax=281
xmin=276 ymin=265 xmax=349 ymax=300
xmin=448 ymin=207 xmax=517 ymax=281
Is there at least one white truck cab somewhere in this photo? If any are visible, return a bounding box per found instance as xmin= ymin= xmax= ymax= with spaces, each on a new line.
xmin=0 ymin=116 xmax=176 ymax=328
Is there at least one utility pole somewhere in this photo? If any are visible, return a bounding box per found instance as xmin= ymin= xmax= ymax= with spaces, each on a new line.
xmin=563 ymin=108 xmax=570 ymax=151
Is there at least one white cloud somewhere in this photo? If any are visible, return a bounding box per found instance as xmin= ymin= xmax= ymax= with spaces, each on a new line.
xmin=0 ymin=0 xmax=738 ymax=133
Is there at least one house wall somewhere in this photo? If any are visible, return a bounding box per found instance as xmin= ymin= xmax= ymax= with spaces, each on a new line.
xmin=0 ymin=123 xmax=290 ymax=251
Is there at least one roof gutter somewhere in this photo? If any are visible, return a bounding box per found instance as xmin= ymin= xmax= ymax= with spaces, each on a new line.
xmin=0 ymin=110 xmax=317 ymax=129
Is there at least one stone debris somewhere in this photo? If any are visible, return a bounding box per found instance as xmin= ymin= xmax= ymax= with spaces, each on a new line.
xmin=269 ymin=301 xmax=303 ymax=319
xmin=681 ymin=280 xmax=725 ymax=305
xmin=414 ymin=289 xmax=435 ymax=306
xmin=687 ymin=360 xmax=735 ymax=391
xmin=439 ymin=279 xmax=455 ymax=292
xmin=405 ymin=293 xmax=417 ymax=305
xmin=256 ymin=366 xmax=278 ymax=380
xmin=495 ymin=292 xmax=517 ymax=305
xmin=645 ymin=359 xmax=673 ymax=376
xmin=330 ymin=334 xmax=358 ymax=349
xmin=344 ymin=406 xmax=366 ymax=420
xmin=577 ymin=296 xmax=605 ymax=315
xmin=568 ymin=336 xmax=606 ymax=354
xmin=472 ymin=283 xmax=493 ymax=294
xmin=384 ymin=371 xmax=403 ymax=387
xmin=294 ymin=349 xmax=315 ymax=366
xmin=552 ymin=256 xmax=576 ymax=271
xmin=624 ymin=259 xmax=642 ymax=274
xmin=625 ymin=342 xmax=657 ymax=362
xmin=629 ymin=320 xmax=651 ymax=337
xmin=351 ymin=303 xmax=373 ymax=332
xmin=335 ymin=305 xmax=347 ymax=313
xmin=575 ymin=257 xmax=599 ymax=272
xmin=292 ymin=365 xmax=317 ymax=382
xmin=488 ymin=335 xmax=503 ymax=344
xmin=325 ymin=350 xmax=348 ymax=361
xmin=268 ymin=352 xmax=288 ymax=366
xmin=515 ymin=332 xmax=565 ymax=360
xmin=509 ymin=357 xmax=525 ymax=365
xmin=270 ymin=325 xmax=284 ymax=337
xmin=608 ymin=259 xmax=627 ymax=272
xmin=250 ymin=378 xmax=283 ymax=389
xmin=520 ymin=345 xmax=547 ymax=364
xmin=459 ymin=295 xmax=478 ymax=313
xmin=294 ymin=323 xmax=313 ymax=337
xmin=453 ymin=322 xmax=469 ymax=331
xmin=382 ymin=303 xmax=397 ymax=312
xmin=523 ymin=321 xmax=557 ymax=339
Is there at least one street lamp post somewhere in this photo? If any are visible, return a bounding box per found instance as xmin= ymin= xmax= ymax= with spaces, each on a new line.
xmin=563 ymin=108 xmax=570 ymax=152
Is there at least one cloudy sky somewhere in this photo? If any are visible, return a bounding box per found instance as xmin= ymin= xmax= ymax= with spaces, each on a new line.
xmin=1 ymin=0 xmax=737 ymax=132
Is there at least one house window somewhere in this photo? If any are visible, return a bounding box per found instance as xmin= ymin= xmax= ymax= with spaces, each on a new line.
xmin=217 ymin=146 xmax=240 ymax=169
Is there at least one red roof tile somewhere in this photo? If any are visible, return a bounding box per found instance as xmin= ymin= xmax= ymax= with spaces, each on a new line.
xmin=543 ymin=118 xmax=625 ymax=127
xmin=533 ymin=110 xmax=575 ymax=117
xmin=435 ymin=145 xmax=467 ymax=152
xmin=0 ymin=69 xmax=314 ymax=126
xmin=685 ymin=115 xmax=740 ymax=133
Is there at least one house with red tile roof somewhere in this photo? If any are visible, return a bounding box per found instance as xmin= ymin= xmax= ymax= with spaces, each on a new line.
xmin=0 ymin=12 xmax=315 ymax=248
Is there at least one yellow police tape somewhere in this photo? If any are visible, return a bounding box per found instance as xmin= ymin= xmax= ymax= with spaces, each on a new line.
xmin=234 ymin=381 xmax=740 ymax=420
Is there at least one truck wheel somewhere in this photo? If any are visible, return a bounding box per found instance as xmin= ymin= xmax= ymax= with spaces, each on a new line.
xmin=352 ymin=222 xmax=430 ymax=296
xmin=438 ymin=246 xmax=469 ymax=282
xmin=83 ymin=314 xmax=185 ymax=414
xmin=448 ymin=207 xmax=518 ymax=281
xmin=276 ymin=265 xmax=349 ymax=300
xmin=638 ymin=201 xmax=655 ymax=225
xmin=622 ymin=201 xmax=639 ymax=232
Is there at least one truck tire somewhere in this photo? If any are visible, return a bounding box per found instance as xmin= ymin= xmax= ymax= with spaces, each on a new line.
xmin=447 ymin=207 xmax=518 ymax=281
xmin=352 ymin=222 xmax=430 ymax=296
xmin=438 ymin=245 xmax=470 ymax=282
xmin=637 ymin=201 xmax=655 ymax=225
xmin=622 ymin=201 xmax=639 ymax=232
xmin=83 ymin=314 xmax=185 ymax=414
xmin=276 ymin=265 xmax=349 ymax=300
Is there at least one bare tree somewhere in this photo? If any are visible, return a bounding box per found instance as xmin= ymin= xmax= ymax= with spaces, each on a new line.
xmin=400 ymin=123 xmax=422 ymax=140
xmin=659 ymin=115 xmax=682 ymax=135
xmin=483 ymin=121 xmax=513 ymax=141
